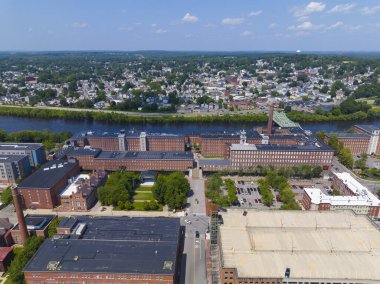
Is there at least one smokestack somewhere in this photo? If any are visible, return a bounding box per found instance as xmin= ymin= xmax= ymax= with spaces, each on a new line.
xmin=11 ymin=187 xmax=29 ymax=244
xmin=267 ymin=105 xmax=274 ymax=135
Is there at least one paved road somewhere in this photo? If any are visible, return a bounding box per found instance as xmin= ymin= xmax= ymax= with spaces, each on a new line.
xmin=181 ymin=177 xmax=209 ymax=284
xmin=332 ymin=157 xmax=379 ymax=193
xmin=0 ymin=204 xmax=17 ymax=224
xmin=187 ymin=178 xmax=206 ymax=216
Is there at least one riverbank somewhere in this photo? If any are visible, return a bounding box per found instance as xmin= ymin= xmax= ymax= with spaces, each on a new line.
xmin=0 ymin=105 xmax=379 ymax=124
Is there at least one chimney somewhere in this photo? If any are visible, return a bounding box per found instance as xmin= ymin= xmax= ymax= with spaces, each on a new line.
xmin=11 ymin=187 xmax=29 ymax=244
xmin=267 ymin=105 xmax=274 ymax=135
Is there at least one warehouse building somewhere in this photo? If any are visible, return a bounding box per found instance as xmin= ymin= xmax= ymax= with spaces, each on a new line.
xmin=218 ymin=210 xmax=380 ymax=284
xmin=23 ymin=216 xmax=183 ymax=284
xmin=17 ymin=159 xmax=80 ymax=209
xmin=325 ymin=125 xmax=380 ymax=156
xmin=70 ymin=130 xmax=186 ymax=152
xmin=0 ymin=155 xmax=31 ymax=185
xmin=0 ymin=143 xmax=46 ymax=167
xmin=64 ymin=147 xmax=194 ymax=172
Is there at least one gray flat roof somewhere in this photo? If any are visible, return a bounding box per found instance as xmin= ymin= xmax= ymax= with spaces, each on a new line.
xmin=18 ymin=160 xmax=78 ymax=189
xmin=97 ymin=151 xmax=193 ymax=160
xmin=24 ymin=216 xmax=181 ymax=275
xmin=355 ymin=125 xmax=380 ymax=133
xmin=199 ymin=159 xmax=230 ymax=166
xmin=0 ymin=143 xmax=43 ymax=151
xmin=0 ymin=155 xmax=28 ymax=163
xmin=327 ymin=133 xmax=369 ymax=139
xmin=64 ymin=147 xmax=102 ymax=157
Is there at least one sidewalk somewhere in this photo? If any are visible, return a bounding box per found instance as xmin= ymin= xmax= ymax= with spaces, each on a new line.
xmin=24 ymin=208 xmax=179 ymax=218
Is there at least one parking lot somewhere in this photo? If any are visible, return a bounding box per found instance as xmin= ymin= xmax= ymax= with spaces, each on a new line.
xmin=231 ymin=180 xmax=282 ymax=209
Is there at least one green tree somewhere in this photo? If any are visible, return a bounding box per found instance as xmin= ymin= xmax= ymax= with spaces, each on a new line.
xmin=1 ymin=187 xmax=13 ymax=206
xmin=8 ymin=236 xmax=44 ymax=284
xmin=152 ymin=172 xmax=190 ymax=210
xmin=47 ymin=217 xmax=64 ymax=238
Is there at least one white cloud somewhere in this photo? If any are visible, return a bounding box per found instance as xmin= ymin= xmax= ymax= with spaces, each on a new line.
xmin=269 ymin=23 xmax=278 ymax=29
xmin=151 ymin=23 xmax=157 ymax=28
xmin=293 ymin=2 xmax=326 ymax=18
xmin=154 ymin=29 xmax=167 ymax=34
xmin=119 ymin=26 xmax=134 ymax=32
xmin=71 ymin=22 xmax=88 ymax=29
xmin=361 ymin=5 xmax=380 ymax=15
xmin=182 ymin=13 xmax=199 ymax=23
xmin=289 ymin=20 xmax=344 ymax=31
xmin=344 ymin=24 xmax=362 ymax=32
xmin=221 ymin=17 xmax=244 ymax=25
xmin=240 ymin=30 xmax=253 ymax=36
xmin=28 ymin=27 xmax=33 ymax=32
xmin=326 ymin=21 xmax=344 ymax=30
xmin=328 ymin=3 xmax=356 ymax=13
xmin=289 ymin=21 xmax=322 ymax=31
xmin=248 ymin=10 xmax=262 ymax=17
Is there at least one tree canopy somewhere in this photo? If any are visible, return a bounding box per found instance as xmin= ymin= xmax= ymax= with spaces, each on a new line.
xmin=152 ymin=172 xmax=190 ymax=210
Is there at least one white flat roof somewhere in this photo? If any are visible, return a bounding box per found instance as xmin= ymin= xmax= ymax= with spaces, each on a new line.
xmin=230 ymin=143 xmax=257 ymax=151
xmin=60 ymin=174 xmax=90 ymax=197
xmin=304 ymin=187 xmax=380 ymax=207
xmin=220 ymin=210 xmax=380 ymax=281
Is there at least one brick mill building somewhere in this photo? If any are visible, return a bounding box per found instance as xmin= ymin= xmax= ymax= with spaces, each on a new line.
xmin=23 ymin=216 xmax=183 ymax=284
xmin=17 ymin=159 xmax=80 ymax=209
xmin=64 ymin=147 xmax=194 ymax=172
xmin=325 ymin=125 xmax=380 ymax=156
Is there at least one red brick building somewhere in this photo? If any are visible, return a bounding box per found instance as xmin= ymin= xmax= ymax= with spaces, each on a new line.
xmin=0 ymin=247 xmax=13 ymax=272
xmin=17 ymin=159 xmax=80 ymax=209
xmin=325 ymin=133 xmax=370 ymax=155
xmin=65 ymin=148 xmax=194 ymax=172
xmin=229 ymin=143 xmax=333 ymax=171
xmin=59 ymin=171 xmax=106 ymax=211
xmin=24 ymin=217 xmax=182 ymax=284
xmin=11 ymin=215 xmax=55 ymax=245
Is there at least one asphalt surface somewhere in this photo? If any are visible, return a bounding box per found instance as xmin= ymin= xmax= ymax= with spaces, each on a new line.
xmin=332 ymin=157 xmax=379 ymax=194
xmin=0 ymin=204 xmax=17 ymax=224
xmin=181 ymin=177 xmax=209 ymax=284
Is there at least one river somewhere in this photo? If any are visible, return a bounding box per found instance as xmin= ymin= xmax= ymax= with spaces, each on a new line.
xmin=1 ymin=116 xmax=380 ymax=134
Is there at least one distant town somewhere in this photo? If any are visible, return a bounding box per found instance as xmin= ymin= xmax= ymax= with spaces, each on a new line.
xmin=0 ymin=52 xmax=380 ymax=284
xmin=0 ymin=52 xmax=379 ymax=122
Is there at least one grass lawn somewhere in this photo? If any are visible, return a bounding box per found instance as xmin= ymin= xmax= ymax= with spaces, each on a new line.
xmin=135 ymin=186 xmax=153 ymax=192
xmin=133 ymin=192 xmax=155 ymax=201
xmin=132 ymin=202 xmax=163 ymax=211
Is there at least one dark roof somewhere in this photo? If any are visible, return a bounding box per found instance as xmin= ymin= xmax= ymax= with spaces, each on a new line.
xmin=64 ymin=147 xmax=102 ymax=157
xmin=0 ymin=143 xmax=43 ymax=151
xmin=24 ymin=217 xmax=181 ymax=275
xmin=200 ymin=131 xmax=261 ymax=139
xmin=13 ymin=215 xmax=54 ymax=231
xmin=255 ymin=143 xmax=332 ymax=152
xmin=0 ymin=155 xmax=28 ymax=163
xmin=18 ymin=160 xmax=78 ymax=189
xmin=326 ymin=133 xmax=369 ymax=139
xmin=147 ymin=133 xmax=184 ymax=139
xmin=355 ymin=125 xmax=380 ymax=133
xmin=97 ymin=151 xmax=193 ymax=160
xmin=199 ymin=159 xmax=230 ymax=166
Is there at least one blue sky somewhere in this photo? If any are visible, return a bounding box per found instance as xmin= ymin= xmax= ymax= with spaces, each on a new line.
xmin=1 ymin=0 xmax=380 ymax=51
